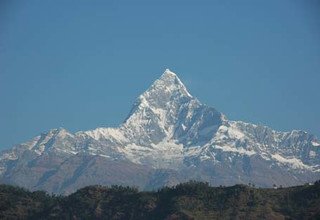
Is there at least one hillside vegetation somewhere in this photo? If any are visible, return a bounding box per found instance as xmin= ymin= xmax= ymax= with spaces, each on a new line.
xmin=0 ymin=181 xmax=319 ymax=219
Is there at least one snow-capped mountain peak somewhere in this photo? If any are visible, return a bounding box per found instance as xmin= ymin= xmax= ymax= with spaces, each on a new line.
xmin=125 ymin=69 xmax=193 ymax=122
xmin=121 ymin=70 xmax=189 ymax=135
xmin=120 ymin=69 xmax=224 ymax=147
xmin=154 ymin=68 xmax=192 ymax=98
xmin=137 ymin=69 xmax=193 ymax=107
xmin=0 ymin=68 xmax=319 ymax=194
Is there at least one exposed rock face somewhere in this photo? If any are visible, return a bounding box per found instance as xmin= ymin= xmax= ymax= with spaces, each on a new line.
xmin=0 ymin=69 xmax=319 ymax=194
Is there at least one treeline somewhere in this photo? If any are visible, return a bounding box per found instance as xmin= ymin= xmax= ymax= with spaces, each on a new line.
xmin=0 ymin=180 xmax=320 ymax=219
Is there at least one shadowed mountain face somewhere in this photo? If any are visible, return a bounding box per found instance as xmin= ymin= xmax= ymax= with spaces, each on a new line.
xmin=0 ymin=69 xmax=319 ymax=194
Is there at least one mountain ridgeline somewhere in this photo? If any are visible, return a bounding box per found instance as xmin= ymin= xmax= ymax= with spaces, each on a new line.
xmin=0 ymin=69 xmax=319 ymax=194
xmin=0 ymin=181 xmax=320 ymax=219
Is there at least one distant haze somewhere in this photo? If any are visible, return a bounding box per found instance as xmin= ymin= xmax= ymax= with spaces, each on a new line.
xmin=0 ymin=0 xmax=319 ymax=149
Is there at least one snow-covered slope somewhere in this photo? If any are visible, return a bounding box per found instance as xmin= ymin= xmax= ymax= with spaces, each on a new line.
xmin=0 ymin=69 xmax=319 ymax=194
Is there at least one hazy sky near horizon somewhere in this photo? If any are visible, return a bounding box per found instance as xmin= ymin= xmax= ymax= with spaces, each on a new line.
xmin=0 ymin=0 xmax=320 ymax=149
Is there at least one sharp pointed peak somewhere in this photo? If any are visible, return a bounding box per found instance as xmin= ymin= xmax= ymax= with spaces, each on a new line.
xmin=163 ymin=68 xmax=177 ymax=76
xmin=125 ymin=69 xmax=194 ymax=121
xmin=152 ymin=68 xmax=192 ymax=97
xmin=158 ymin=68 xmax=179 ymax=81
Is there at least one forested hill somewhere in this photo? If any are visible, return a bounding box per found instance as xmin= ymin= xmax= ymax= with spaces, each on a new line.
xmin=0 ymin=181 xmax=319 ymax=220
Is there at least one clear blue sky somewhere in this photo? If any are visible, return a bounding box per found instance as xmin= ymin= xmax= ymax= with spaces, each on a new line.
xmin=0 ymin=0 xmax=319 ymax=149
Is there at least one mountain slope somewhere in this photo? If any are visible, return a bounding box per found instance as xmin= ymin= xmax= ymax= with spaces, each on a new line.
xmin=0 ymin=69 xmax=319 ymax=194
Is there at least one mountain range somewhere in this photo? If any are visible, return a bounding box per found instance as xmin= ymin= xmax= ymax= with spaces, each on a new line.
xmin=0 ymin=69 xmax=319 ymax=194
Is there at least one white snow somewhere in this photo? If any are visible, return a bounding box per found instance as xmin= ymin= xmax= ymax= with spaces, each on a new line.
xmin=121 ymin=140 xmax=184 ymax=169
xmin=0 ymin=151 xmax=18 ymax=160
xmin=214 ymin=145 xmax=256 ymax=156
xmin=309 ymin=151 xmax=316 ymax=158
xmin=271 ymin=154 xmax=311 ymax=170
xmin=82 ymin=127 xmax=126 ymax=143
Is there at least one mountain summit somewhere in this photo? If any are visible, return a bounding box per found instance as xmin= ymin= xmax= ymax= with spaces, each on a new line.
xmin=126 ymin=68 xmax=193 ymax=125
xmin=149 ymin=68 xmax=193 ymax=98
xmin=0 ymin=69 xmax=319 ymax=194
xmin=122 ymin=69 xmax=223 ymax=148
